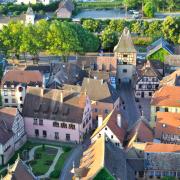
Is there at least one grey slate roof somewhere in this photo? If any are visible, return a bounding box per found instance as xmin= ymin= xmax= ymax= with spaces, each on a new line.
xmin=47 ymin=63 xmax=86 ymax=88
xmin=136 ymin=61 xmax=162 ymax=81
xmin=81 ymin=78 xmax=119 ymax=103
xmin=105 ymin=142 xmax=135 ymax=180
xmin=147 ymin=38 xmax=174 ymax=57
xmin=145 ymin=152 xmax=180 ymax=171
xmin=0 ymin=107 xmax=17 ymax=145
xmin=5 ymin=158 xmax=35 ymax=180
xmin=22 ymin=86 xmax=87 ymax=124
xmin=114 ymin=27 xmax=137 ymax=53
xmin=165 ymin=55 xmax=180 ymax=66
xmin=25 ymin=65 xmax=50 ymax=74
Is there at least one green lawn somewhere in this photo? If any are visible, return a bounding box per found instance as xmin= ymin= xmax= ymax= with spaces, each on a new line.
xmin=29 ymin=146 xmax=57 ymax=176
xmin=0 ymin=141 xmax=72 ymax=179
xmin=50 ymin=147 xmax=72 ymax=180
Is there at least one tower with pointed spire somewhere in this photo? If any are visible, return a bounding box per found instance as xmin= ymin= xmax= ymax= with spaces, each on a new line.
xmin=25 ymin=6 xmax=35 ymax=25
xmin=114 ymin=27 xmax=137 ymax=84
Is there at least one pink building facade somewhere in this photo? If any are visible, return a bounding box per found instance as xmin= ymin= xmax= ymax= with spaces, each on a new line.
xmin=23 ymin=87 xmax=92 ymax=143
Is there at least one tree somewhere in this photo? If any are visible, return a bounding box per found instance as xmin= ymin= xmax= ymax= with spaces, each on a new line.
xmin=20 ymin=24 xmax=42 ymax=63
xmin=162 ymin=16 xmax=179 ymax=44
xmin=73 ymin=23 xmax=99 ymax=52
xmin=101 ymin=28 xmax=118 ymax=50
xmin=123 ymin=0 xmax=136 ymax=16
xmin=143 ymin=1 xmax=156 ymax=18
xmin=108 ymin=19 xmax=127 ymax=33
xmin=167 ymin=0 xmax=176 ymax=12
xmin=145 ymin=20 xmax=162 ymax=38
xmin=47 ymin=20 xmax=82 ymax=61
xmin=82 ymin=19 xmax=101 ymax=33
xmin=0 ymin=21 xmax=24 ymax=59
xmin=131 ymin=21 xmax=142 ymax=34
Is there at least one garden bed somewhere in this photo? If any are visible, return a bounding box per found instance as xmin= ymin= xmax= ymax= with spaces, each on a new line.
xmin=29 ymin=146 xmax=57 ymax=176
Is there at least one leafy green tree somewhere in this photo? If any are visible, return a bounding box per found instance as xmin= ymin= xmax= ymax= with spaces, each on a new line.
xmin=20 ymin=24 xmax=42 ymax=62
xmin=145 ymin=20 xmax=162 ymax=38
xmin=167 ymin=0 xmax=176 ymax=12
xmin=101 ymin=28 xmax=118 ymax=50
xmin=131 ymin=21 xmax=142 ymax=34
xmin=0 ymin=21 xmax=23 ymax=59
xmin=108 ymin=19 xmax=127 ymax=33
xmin=73 ymin=23 xmax=99 ymax=52
xmin=123 ymin=0 xmax=136 ymax=16
xmin=162 ymin=16 xmax=179 ymax=44
xmin=143 ymin=1 xmax=156 ymax=18
xmin=82 ymin=19 xmax=101 ymax=33
xmin=47 ymin=21 xmax=82 ymax=61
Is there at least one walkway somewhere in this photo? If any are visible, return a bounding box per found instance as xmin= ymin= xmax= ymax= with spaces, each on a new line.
xmin=26 ymin=145 xmax=63 ymax=178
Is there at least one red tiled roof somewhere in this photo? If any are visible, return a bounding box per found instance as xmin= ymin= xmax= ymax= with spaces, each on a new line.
xmin=2 ymin=70 xmax=43 ymax=85
xmin=145 ymin=143 xmax=180 ymax=153
xmin=107 ymin=110 xmax=127 ymax=143
xmin=127 ymin=118 xmax=154 ymax=143
xmin=151 ymin=86 xmax=180 ymax=107
xmin=155 ymin=112 xmax=180 ymax=139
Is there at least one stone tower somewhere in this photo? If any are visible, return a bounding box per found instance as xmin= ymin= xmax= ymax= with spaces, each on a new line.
xmin=25 ymin=7 xmax=35 ymax=25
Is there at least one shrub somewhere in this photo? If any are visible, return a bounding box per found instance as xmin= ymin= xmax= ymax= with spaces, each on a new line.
xmin=132 ymin=36 xmax=153 ymax=46
xmin=62 ymin=146 xmax=71 ymax=152
xmin=30 ymin=160 xmax=37 ymax=166
xmin=45 ymin=160 xmax=53 ymax=165
xmin=34 ymin=153 xmax=41 ymax=159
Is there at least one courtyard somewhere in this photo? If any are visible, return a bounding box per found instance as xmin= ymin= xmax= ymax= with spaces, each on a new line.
xmin=0 ymin=141 xmax=72 ymax=180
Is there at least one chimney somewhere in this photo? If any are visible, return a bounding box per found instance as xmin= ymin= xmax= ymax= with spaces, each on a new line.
xmin=117 ymin=114 xmax=121 ymax=128
xmin=60 ymin=91 xmax=63 ymax=103
xmin=100 ymin=79 xmax=103 ymax=85
xmin=41 ymin=88 xmax=44 ymax=97
xmin=98 ymin=115 xmax=103 ymax=127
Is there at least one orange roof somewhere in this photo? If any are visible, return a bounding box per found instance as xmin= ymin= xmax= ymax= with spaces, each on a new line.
xmin=127 ymin=118 xmax=154 ymax=144
xmin=145 ymin=143 xmax=180 ymax=153
xmin=155 ymin=112 xmax=180 ymax=137
xmin=157 ymin=111 xmax=180 ymax=128
xmin=91 ymin=109 xmax=127 ymax=143
xmin=2 ymin=70 xmax=43 ymax=85
xmin=75 ymin=135 xmax=105 ymax=179
xmin=151 ymin=86 xmax=180 ymax=107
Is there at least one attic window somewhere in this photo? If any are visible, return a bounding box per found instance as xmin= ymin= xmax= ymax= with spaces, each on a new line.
xmin=162 ymin=124 xmax=166 ymax=128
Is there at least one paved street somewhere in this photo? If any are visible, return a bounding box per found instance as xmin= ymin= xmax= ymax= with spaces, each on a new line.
xmin=119 ymin=82 xmax=141 ymax=128
xmin=73 ymin=9 xmax=180 ymax=21
xmin=60 ymin=139 xmax=90 ymax=180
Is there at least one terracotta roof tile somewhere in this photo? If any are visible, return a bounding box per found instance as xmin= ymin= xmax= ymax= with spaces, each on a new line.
xmin=74 ymin=135 xmax=105 ymax=179
xmin=2 ymin=70 xmax=43 ymax=86
xmin=155 ymin=112 xmax=180 ymax=139
xmin=91 ymin=109 xmax=127 ymax=143
xmin=151 ymin=85 xmax=180 ymax=107
xmin=145 ymin=143 xmax=180 ymax=153
xmin=127 ymin=117 xmax=154 ymax=145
